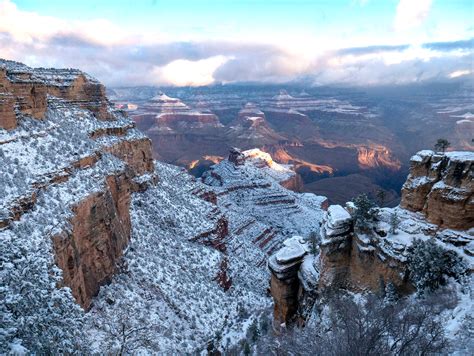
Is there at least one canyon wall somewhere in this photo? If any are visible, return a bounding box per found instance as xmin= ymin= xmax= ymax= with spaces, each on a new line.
xmin=269 ymin=149 xmax=473 ymax=324
xmin=401 ymin=150 xmax=473 ymax=229
xmin=0 ymin=60 xmax=113 ymax=131
xmin=0 ymin=59 xmax=155 ymax=308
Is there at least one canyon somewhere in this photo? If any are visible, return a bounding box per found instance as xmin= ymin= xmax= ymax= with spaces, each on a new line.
xmin=268 ymin=149 xmax=473 ymax=325
xmin=1 ymin=60 xmax=472 ymax=354
xmin=111 ymin=83 xmax=473 ymax=206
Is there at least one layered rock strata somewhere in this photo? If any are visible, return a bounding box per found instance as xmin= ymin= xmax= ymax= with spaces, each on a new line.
xmin=401 ymin=150 xmax=474 ymax=229
xmin=0 ymin=59 xmax=155 ymax=308
xmin=0 ymin=59 xmax=113 ymax=131
xmin=268 ymin=237 xmax=309 ymax=325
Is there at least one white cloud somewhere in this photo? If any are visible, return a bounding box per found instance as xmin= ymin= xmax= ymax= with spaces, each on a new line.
xmin=394 ymin=0 xmax=432 ymax=31
xmin=0 ymin=0 xmax=471 ymax=87
xmin=0 ymin=0 xmax=152 ymax=46
xmin=448 ymin=69 xmax=471 ymax=78
xmin=152 ymin=55 xmax=232 ymax=86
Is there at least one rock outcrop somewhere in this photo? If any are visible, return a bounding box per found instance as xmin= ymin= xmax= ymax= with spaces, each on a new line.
xmin=0 ymin=59 xmax=114 ymax=131
xmin=269 ymin=147 xmax=474 ymax=325
xmin=401 ymin=150 xmax=474 ymax=229
xmin=203 ymin=148 xmax=327 ymax=255
xmin=0 ymin=59 xmax=155 ymax=308
xmin=319 ymin=205 xmax=412 ymax=293
xmin=268 ymin=237 xmax=308 ymax=325
xmin=318 ymin=205 xmax=354 ymax=288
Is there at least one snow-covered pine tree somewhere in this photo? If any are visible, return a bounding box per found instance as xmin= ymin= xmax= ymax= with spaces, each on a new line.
xmin=389 ymin=211 xmax=400 ymax=234
xmin=407 ymin=239 xmax=467 ymax=292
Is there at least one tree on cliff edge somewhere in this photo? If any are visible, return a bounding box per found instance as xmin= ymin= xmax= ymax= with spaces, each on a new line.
xmin=352 ymin=194 xmax=379 ymax=231
xmin=407 ymin=239 xmax=467 ymax=292
xmin=434 ymin=139 xmax=450 ymax=153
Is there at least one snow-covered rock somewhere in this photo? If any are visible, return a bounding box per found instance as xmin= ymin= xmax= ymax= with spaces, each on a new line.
xmin=401 ymin=149 xmax=473 ymax=230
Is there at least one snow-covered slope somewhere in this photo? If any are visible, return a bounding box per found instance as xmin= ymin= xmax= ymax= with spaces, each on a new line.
xmin=87 ymin=162 xmax=270 ymax=353
xmin=203 ymin=148 xmax=327 ymax=255
xmin=87 ymin=150 xmax=329 ymax=353
xmin=1 ymin=60 xmax=330 ymax=353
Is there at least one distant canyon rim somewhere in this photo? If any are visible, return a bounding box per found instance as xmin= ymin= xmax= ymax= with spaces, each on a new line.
xmin=109 ymin=82 xmax=473 ymax=206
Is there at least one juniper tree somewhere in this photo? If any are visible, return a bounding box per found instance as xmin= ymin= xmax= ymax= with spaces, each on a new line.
xmin=352 ymin=194 xmax=379 ymax=231
xmin=407 ymin=239 xmax=467 ymax=292
xmin=434 ymin=138 xmax=450 ymax=153
xmin=389 ymin=211 xmax=400 ymax=234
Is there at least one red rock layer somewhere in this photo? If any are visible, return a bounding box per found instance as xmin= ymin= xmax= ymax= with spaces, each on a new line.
xmin=400 ymin=151 xmax=474 ymax=230
xmin=0 ymin=67 xmax=113 ymax=130
xmin=53 ymin=173 xmax=133 ymax=308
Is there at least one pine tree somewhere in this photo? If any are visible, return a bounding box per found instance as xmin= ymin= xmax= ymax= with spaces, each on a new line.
xmin=352 ymin=194 xmax=379 ymax=231
xmin=434 ymin=138 xmax=450 ymax=153
xmin=389 ymin=211 xmax=400 ymax=234
xmin=407 ymin=239 xmax=467 ymax=292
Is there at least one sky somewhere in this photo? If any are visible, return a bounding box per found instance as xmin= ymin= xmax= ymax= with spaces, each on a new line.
xmin=0 ymin=0 xmax=472 ymax=87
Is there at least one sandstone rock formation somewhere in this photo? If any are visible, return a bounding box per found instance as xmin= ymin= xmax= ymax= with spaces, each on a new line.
xmin=0 ymin=59 xmax=113 ymax=131
xmin=0 ymin=59 xmax=155 ymax=309
xmin=319 ymin=204 xmax=413 ymax=293
xmin=401 ymin=150 xmax=474 ymax=229
xmin=268 ymin=237 xmax=309 ymax=325
xmin=269 ymin=148 xmax=474 ymax=324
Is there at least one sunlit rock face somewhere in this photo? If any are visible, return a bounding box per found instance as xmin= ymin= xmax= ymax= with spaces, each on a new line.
xmin=356 ymin=144 xmax=401 ymax=170
xmin=401 ymin=150 xmax=474 ymax=230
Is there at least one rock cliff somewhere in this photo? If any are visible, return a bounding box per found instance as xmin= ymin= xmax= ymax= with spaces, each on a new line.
xmin=269 ymin=150 xmax=473 ymax=324
xmin=0 ymin=59 xmax=114 ymax=130
xmin=401 ymin=150 xmax=473 ymax=229
xmin=0 ymin=59 xmax=155 ymax=308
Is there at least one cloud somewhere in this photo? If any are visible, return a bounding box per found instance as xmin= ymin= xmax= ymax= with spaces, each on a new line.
xmin=422 ymin=38 xmax=474 ymax=51
xmin=448 ymin=70 xmax=471 ymax=79
xmin=394 ymin=0 xmax=432 ymax=31
xmin=0 ymin=0 xmax=134 ymax=46
xmin=337 ymin=44 xmax=410 ymax=56
xmin=152 ymin=55 xmax=232 ymax=86
xmin=0 ymin=0 xmax=471 ymax=88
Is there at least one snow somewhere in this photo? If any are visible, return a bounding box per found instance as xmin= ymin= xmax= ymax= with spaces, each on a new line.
xmin=298 ymin=254 xmax=319 ymax=291
xmin=451 ymin=112 xmax=474 ymax=119
xmin=327 ymin=205 xmax=351 ymax=226
xmin=403 ymin=176 xmax=433 ymax=189
xmin=410 ymin=150 xmax=433 ymax=162
xmin=456 ymin=119 xmax=473 ymax=124
xmin=444 ymin=151 xmax=474 ymax=162
xmin=203 ymin=150 xmax=325 ymax=255
xmin=276 ymin=243 xmax=306 ymax=264
xmin=85 ymin=161 xmax=272 ymax=353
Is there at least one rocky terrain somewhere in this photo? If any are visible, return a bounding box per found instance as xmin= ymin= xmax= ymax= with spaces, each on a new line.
xmin=110 ymin=83 xmax=473 ymax=206
xmin=1 ymin=60 xmax=472 ymax=354
xmin=1 ymin=59 xmax=330 ymax=353
xmin=268 ymin=149 xmax=473 ymax=331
